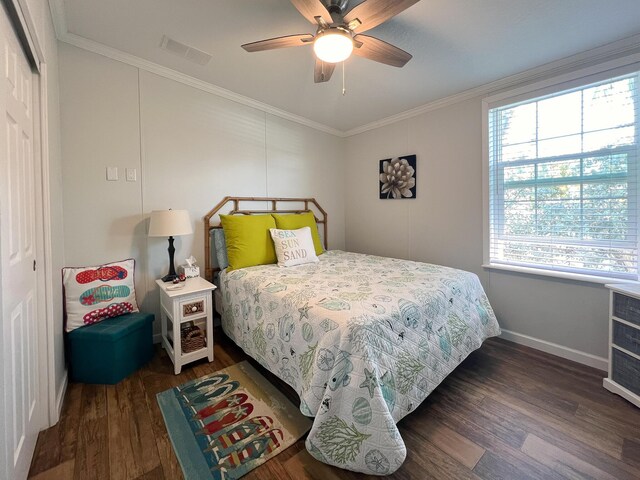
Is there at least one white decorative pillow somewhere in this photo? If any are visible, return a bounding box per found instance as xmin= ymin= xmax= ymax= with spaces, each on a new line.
xmin=269 ymin=227 xmax=319 ymax=267
xmin=62 ymin=258 xmax=139 ymax=332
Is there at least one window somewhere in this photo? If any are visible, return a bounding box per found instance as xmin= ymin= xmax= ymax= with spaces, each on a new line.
xmin=487 ymin=73 xmax=639 ymax=280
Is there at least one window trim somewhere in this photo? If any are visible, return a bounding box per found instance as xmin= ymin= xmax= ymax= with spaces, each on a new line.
xmin=481 ymin=262 xmax=638 ymax=285
xmin=482 ymin=56 xmax=640 ymax=283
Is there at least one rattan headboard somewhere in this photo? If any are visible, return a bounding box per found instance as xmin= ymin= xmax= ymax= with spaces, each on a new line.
xmin=203 ymin=196 xmax=328 ymax=281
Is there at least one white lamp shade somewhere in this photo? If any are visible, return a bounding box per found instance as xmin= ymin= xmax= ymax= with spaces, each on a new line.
xmin=148 ymin=209 xmax=193 ymax=237
xmin=314 ymin=30 xmax=353 ymax=63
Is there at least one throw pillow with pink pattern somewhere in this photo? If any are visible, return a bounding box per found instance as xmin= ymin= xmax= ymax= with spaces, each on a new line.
xmin=62 ymin=259 xmax=139 ymax=332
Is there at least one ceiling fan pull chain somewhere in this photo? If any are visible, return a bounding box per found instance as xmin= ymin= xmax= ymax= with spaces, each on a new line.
xmin=342 ymin=61 xmax=347 ymax=96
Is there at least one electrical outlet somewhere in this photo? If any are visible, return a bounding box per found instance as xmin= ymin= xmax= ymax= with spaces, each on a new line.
xmin=106 ymin=167 xmax=118 ymax=181
xmin=126 ymin=168 xmax=137 ymax=182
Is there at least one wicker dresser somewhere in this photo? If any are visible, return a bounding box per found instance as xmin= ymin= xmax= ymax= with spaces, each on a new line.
xmin=604 ymin=284 xmax=640 ymax=408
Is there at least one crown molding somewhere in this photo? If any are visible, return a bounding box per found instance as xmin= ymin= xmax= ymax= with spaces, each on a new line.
xmin=48 ymin=0 xmax=67 ymax=40
xmin=49 ymin=0 xmax=640 ymax=139
xmin=48 ymin=0 xmax=345 ymax=137
xmin=344 ymin=33 xmax=640 ymax=136
xmin=59 ymin=32 xmax=346 ymax=137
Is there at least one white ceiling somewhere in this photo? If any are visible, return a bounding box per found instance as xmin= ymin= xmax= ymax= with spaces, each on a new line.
xmin=59 ymin=0 xmax=640 ymax=132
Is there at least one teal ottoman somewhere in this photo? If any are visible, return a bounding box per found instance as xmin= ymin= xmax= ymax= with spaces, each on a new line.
xmin=67 ymin=312 xmax=154 ymax=384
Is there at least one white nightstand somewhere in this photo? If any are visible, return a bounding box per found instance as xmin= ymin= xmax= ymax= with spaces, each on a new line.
xmin=156 ymin=277 xmax=216 ymax=374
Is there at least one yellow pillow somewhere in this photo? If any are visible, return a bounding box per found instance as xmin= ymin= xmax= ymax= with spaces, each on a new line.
xmin=272 ymin=212 xmax=324 ymax=256
xmin=220 ymin=214 xmax=277 ymax=270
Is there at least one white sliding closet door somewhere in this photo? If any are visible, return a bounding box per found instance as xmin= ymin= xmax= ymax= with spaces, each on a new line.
xmin=0 ymin=2 xmax=41 ymax=478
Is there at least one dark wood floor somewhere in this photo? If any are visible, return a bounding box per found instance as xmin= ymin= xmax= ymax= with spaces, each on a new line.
xmin=29 ymin=330 xmax=640 ymax=480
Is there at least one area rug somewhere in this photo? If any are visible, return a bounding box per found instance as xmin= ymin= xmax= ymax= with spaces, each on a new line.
xmin=157 ymin=361 xmax=312 ymax=480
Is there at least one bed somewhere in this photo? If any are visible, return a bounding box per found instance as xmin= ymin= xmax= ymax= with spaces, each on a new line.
xmin=204 ymin=197 xmax=500 ymax=475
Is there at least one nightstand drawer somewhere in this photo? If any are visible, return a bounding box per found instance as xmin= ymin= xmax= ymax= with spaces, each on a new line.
xmin=612 ymin=348 xmax=640 ymax=396
xmin=179 ymin=296 xmax=207 ymax=321
xmin=613 ymin=293 xmax=640 ymax=327
xmin=613 ymin=321 xmax=640 ymax=356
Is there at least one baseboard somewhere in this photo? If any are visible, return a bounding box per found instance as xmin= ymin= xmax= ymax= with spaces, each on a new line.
xmin=149 ymin=326 xmax=607 ymax=370
xmin=603 ymin=378 xmax=640 ymax=408
xmin=55 ymin=371 xmax=68 ymax=421
xmin=499 ymin=329 xmax=608 ymax=371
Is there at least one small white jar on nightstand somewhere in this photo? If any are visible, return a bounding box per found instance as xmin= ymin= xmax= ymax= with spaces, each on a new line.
xmin=156 ymin=277 xmax=216 ymax=374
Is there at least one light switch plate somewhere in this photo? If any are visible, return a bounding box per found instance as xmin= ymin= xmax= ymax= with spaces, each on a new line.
xmin=106 ymin=167 xmax=118 ymax=181
xmin=126 ymin=168 xmax=137 ymax=182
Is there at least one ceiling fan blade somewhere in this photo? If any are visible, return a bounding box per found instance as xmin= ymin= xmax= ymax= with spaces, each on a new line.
xmin=290 ymin=0 xmax=333 ymax=26
xmin=344 ymin=0 xmax=420 ymax=33
xmin=353 ymin=35 xmax=412 ymax=67
xmin=314 ymin=59 xmax=336 ymax=83
xmin=242 ymin=34 xmax=314 ymax=52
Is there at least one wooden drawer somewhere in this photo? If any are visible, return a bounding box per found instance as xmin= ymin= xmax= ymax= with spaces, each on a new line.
xmin=613 ymin=293 xmax=640 ymax=327
xmin=611 ymin=348 xmax=640 ymax=396
xmin=613 ymin=321 xmax=640 ymax=356
xmin=179 ymin=296 xmax=207 ymax=321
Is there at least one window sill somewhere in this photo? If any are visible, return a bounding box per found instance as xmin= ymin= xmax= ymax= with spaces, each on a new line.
xmin=482 ymin=263 xmax=639 ymax=286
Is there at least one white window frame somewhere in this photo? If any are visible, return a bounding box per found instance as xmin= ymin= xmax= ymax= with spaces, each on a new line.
xmin=483 ymin=55 xmax=640 ymax=285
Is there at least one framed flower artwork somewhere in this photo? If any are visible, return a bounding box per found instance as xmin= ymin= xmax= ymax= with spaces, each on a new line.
xmin=379 ymin=155 xmax=417 ymax=199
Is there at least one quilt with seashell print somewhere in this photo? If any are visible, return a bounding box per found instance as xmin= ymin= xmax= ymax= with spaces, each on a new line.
xmin=220 ymin=250 xmax=501 ymax=475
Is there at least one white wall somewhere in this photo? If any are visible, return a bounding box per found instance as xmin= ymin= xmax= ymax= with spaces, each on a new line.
xmin=59 ymin=43 xmax=146 ymax=303
xmin=345 ymin=98 xmax=610 ymax=360
xmin=57 ymin=21 xmax=616 ymax=368
xmin=59 ymin=43 xmax=346 ymax=333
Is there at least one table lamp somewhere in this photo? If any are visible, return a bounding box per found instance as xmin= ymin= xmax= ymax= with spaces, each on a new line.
xmin=148 ymin=209 xmax=193 ymax=282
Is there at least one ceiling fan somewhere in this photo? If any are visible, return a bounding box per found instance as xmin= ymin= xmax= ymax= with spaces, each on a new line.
xmin=241 ymin=0 xmax=421 ymax=83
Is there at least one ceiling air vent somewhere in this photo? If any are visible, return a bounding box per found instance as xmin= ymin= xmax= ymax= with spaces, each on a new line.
xmin=160 ymin=35 xmax=212 ymax=66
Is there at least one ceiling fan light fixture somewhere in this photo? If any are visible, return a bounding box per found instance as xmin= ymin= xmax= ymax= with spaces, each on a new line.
xmin=313 ymin=28 xmax=353 ymax=63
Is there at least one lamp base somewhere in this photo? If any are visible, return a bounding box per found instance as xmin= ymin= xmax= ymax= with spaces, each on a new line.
xmin=162 ymin=235 xmax=178 ymax=283
xmin=161 ymin=273 xmax=179 ymax=283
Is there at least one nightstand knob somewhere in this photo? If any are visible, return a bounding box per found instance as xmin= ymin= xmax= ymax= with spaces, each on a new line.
xmin=191 ymin=306 xmax=198 ymax=312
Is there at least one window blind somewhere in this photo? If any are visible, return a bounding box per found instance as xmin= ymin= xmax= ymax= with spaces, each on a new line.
xmin=488 ymin=73 xmax=640 ymax=280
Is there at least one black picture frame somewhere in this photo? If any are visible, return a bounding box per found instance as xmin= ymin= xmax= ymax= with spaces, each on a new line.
xmin=379 ymin=154 xmax=417 ymax=199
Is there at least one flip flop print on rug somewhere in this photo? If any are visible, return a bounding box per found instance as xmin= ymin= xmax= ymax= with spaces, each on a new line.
xmin=179 ymin=374 xmax=230 ymax=396
xmin=157 ymin=361 xmax=311 ymax=480
xmin=202 ymin=416 xmax=274 ymax=455
xmin=75 ymin=265 xmax=128 ymax=284
xmin=185 ymin=381 xmax=240 ymax=406
xmin=83 ymin=302 xmax=134 ymax=325
xmin=79 ymin=285 xmax=131 ymax=306
xmin=197 ymin=403 xmax=255 ymax=436
xmin=193 ymin=393 xmax=249 ymax=421
xmin=211 ymin=429 xmax=284 ymax=474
